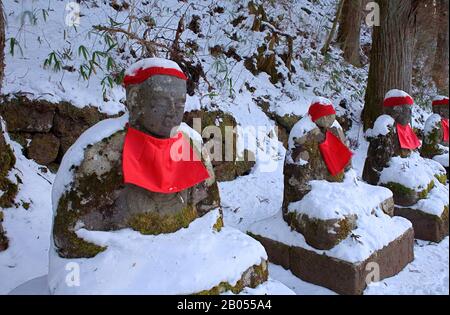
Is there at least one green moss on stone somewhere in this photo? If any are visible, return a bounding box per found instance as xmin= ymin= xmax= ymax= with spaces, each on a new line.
xmin=440 ymin=205 xmax=449 ymax=223
xmin=128 ymin=204 xmax=197 ymax=235
xmin=384 ymin=181 xmax=434 ymax=201
xmin=52 ymin=135 xmax=124 ymax=258
xmin=435 ymin=174 xmax=448 ymax=185
xmin=213 ymin=214 xmax=224 ymax=232
xmin=53 ymin=191 xmax=106 ymax=258
xmin=0 ymin=133 xmax=18 ymax=208
xmin=195 ymin=261 xmax=268 ymax=295
xmin=421 ymin=127 xmax=444 ymax=158
xmin=418 ymin=181 xmax=435 ymax=199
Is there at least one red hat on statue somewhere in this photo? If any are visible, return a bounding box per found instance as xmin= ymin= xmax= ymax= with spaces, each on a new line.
xmin=432 ymin=95 xmax=449 ymax=107
xmin=308 ymin=97 xmax=336 ymax=122
xmin=383 ymin=89 xmax=414 ymax=107
xmin=123 ymin=58 xmax=187 ymax=87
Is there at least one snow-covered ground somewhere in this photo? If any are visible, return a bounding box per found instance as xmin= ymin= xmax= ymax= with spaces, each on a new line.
xmin=1 ymin=0 xmax=448 ymax=295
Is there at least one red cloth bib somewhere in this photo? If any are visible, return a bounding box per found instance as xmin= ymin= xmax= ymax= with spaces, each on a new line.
xmin=442 ymin=119 xmax=449 ymax=142
xmin=319 ymin=131 xmax=353 ymax=177
xmin=396 ymin=123 xmax=421 ymax=150
xmin=122 ymin=126 xmax=210 ymax=194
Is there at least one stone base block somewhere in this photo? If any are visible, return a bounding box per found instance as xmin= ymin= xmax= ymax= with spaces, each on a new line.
xmin=247 ymin=211 xmax=414 ymax=295
xmin=394 ymin=207 xmax=449 ymax=243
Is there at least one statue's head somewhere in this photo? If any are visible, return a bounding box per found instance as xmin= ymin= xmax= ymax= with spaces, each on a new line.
xmin=124 ymin=58 xmax=187 ymax=138
xmin=432 ymin=96 xmax=449 ymax=119
xmin=308 ymin=97 xmax=336 ymax=129
xmin=383 ymin=89 xmax=413 ymax=125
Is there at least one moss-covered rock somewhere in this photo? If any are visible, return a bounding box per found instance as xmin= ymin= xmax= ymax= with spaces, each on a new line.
xmin=382 ymin=181 xmax=434 ymax=207
xmin=0 ymin=96 xmax=55 ymax=133
xmin=286 ymin=211 xmax=357 ymax=250
xmin=275 ymin=114 xmax=301 ymax=131
xmin=195 ymin=260 xmax=268 ymax=295
xmin=128 ymin=204 xmax=198 ymax=235
xmin=183 ymin=109 xmax=255 ymax=182
xmin=0 ymin=124 xmax=18 ymax=208
xmin=27 ymin=133 xmax=60 ymax=165
xmin=0 ymin=95 xmax=114 ymax=169
xmin=435 ymin=173 xmax=448 ymax=185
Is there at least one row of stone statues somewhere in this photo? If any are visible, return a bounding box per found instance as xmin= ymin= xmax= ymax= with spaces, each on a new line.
xmin=46 ymin=58 xmax=448 ymax=294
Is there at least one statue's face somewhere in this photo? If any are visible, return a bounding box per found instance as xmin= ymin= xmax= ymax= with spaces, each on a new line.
xmin=384 ymin=105 xmax=412 ymax=125
xmin=433 ymin=106 xmax=449 ymax=119
xmin=126 ymin=75 xmax=187 ymax=138
xmin=314 ymin=114 xmax=336 ymax=129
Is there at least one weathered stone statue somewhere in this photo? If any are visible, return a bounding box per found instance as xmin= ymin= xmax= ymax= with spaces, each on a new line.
xmin=48 ymin=58 xmax=277 ymax=294
xmin=421 ymin=96 xmax=449 ymax=173
xmin=283 ymin=97 xmax=353 ymax=249
xmin=363 ymin=90 xmax=448 ymax=242
xmin=248 ymin=97 xmax=414 ymax=295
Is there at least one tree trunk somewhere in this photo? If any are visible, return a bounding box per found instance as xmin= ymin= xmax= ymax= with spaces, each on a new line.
xmin=321 ymin=0 xmax=345 ymax=55
xmin=363 ymin=0 xmax=419 ymax=130
xmin=337 ymin=0 xmax=363 ymax=67
xmin=0 ymin=0 xmax=5 ymax=91
xmin=432 ymin=0 xmax=449 ymax=94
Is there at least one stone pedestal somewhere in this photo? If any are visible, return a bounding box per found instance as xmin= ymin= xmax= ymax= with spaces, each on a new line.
xmin=248 ymin=211 xmax=414 ymax=295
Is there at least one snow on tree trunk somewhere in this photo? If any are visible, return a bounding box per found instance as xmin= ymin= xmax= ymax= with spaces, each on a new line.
xmin=432 ymin=0 xmax=449 ymax=94
xmin=363 ymin=0 xmax=419 ymax=130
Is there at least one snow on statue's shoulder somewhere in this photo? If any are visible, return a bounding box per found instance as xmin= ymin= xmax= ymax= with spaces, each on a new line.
xmin=424 ymin=114 xmax=443 ymax=136
xmin=288 ymin=115 xmax=317 ymax=151
xmin=52 ymin=114 xmax=129 ymax=212
xmin=125 ymin=58 xmax=183 ymax=76
xmin=366 ymin=115 xmax=395 ymax=138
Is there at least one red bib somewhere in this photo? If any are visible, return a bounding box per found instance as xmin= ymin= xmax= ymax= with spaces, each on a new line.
xmin=122 ymin=126 xmax=210 ymax=194
xmin=396 ymin=123 xmax=420 ymax=150
xmin=319 ymin=131 xmax=353 ymax=177
xmin=442 ymin=119 xmax=449 ymax=142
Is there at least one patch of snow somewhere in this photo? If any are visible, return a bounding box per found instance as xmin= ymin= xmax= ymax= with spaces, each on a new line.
xmin=311 ymin=96 xmax=333 ymax=106
xmin=379 ymin=152 xmax=446 ymax=191
xmin=410 ymin=182 xmax=449 ymax=217
xmin=365 ymin=238 xmax=449 ymax=295
xmin=424 ymin=114 xmax=443 ymax=136
xmin=433 ymin=151 xmax=449 ymax=168
xmin=433 ymin=95 xmax=449 ymax=102
xmin=0 ymin=129 xmax=54 ymax=294
xmin=288 ymin=170 xmax=392 ymax=220
xmin=385 ymin=89 xmax=412 ymax=99
xmin=48 ymin=209 xmax=268 ymax=294
xmin=366 ymin=115 xmax=395 ymax=138
xmin=125 ymin=58 xmax=183 ymax=76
